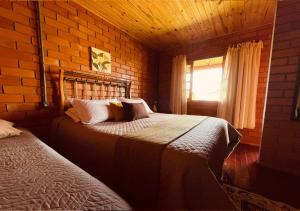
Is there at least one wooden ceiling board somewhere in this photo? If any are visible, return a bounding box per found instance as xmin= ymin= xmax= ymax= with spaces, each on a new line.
xmin=73 ymin=0 xmax=276 ymax=50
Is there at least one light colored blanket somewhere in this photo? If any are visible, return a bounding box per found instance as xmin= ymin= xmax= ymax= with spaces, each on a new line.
xmin=0 ymin=130 xmax=131 ymax=210
xmin=51 ymin=113 xmax=240 ymax=210
xmin=121 ymin=115 xmax=207 ymax=144
xmin=113 ymin=115 xmax=235 ymax=209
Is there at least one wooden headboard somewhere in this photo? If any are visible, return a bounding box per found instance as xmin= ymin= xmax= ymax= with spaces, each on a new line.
xmin=59 ymin=70 xmax=131 ymax=111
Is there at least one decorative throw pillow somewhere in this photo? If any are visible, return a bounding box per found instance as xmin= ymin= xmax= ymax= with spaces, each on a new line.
xmin=119 ymin=98 xmax=154 ymax=113
xmin=122 ymin=102 xmax=150 ymax=121
xmin=71 ymin=99 xmax=112 ymax=124
xmin=65 ymin=107 xmax=81 ymax=123
xmin=110 ymin=102 xmax=125 ymax=121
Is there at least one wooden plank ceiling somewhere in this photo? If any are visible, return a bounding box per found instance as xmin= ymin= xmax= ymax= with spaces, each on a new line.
xmin=74 ymin=0 xmax=276 ymax=50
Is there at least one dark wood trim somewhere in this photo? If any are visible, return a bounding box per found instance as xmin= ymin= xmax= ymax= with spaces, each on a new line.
xmin=35 ymin=1 xmax=48 ymax=108
xmin=291 ymin=57 xmax=300 ymax=120
xmin=189 ymin=62 xmax=194 ymax=100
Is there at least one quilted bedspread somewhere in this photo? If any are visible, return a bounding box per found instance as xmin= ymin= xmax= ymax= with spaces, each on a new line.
xmin=51 ymin=113 xmax=240 ymax=210
xmin=0 ymin=130 xmax=131 ymax=210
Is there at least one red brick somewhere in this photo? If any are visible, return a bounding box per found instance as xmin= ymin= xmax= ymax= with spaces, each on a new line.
xmin=0 ymin=28 xmax=31 ymax=43
xmin=1 ymin=67 xmax=35 ymax=78
xmin=43 ymin=24 xmax=58 ymax=36
xmin=71 ymin=56 xmax=89 ymax=65
xmin=0 ymin=16 xmax=14 ymax=30
xmin=271 ymin=58 xmax=288 ymax=66
xmin=58 ymin=30 xmax=79 ymax=42
xmin=22 ymin=78 xmax=39 ymax=87
xmin=42 ymin=7 xmax=56 ymax=19
xmin=45 ymin=17 xmax=68 ymax=31
xmin=0 ymin=57 xmax=18 ymax=67
xmin=47 ymin=34 xmax=70 ymax=47
xmin=87 ymin=22 xmax=102 ymax=33
xmin=48 ymin=50 xmax=71 ymax=61
xmin=273 ymin=41 xmax=290 ymax=50
xmin=43 ymin=40 xmax=58 ymax=50
xmin=6 ymin=103 xmax=36 ymax=112
xmin=59 ymin=45 xmax=79 ymax=57
xmin=3 ymin=85 xmax=36 ymax=95
xmin=79 ymin=24 xmax=95 ymax=36
xmin=271 ymin=65 xmax=298 ymax=74
xmin=70 ymin=27 xmax=88 ymax=40
xmin=15 ymin=22 xmax=35 ymax=35
xmin=19 ymin=61 xmax=39 ymax=70
xmin=291 ymin=38 xmax=300 ymax=47
xmin=13 ymin=3 xmax=33 ymax=17
xmin=0 ymin=1 xmax=12 ymax=10
xmin=60 ymin=60 xmax=80 ymax=70
xmin=57 ymin=14 xmax=77 ymax=28
xmin=0 ymin=7 xmax=29 ymax=25
xmin=24 ymin=95 xmax=40 ymax=103
xmin=0 ymin=75 xmax=21 ymax=86
xmin=44 ymin=57 xmax=59 ymax=66
xmin=44 ymin=1 xmax=68 ymax=17
xmin=0 ymin=36 xmax=15 ymax=49
xmin=17 ymin=42 xmax=37 ymax=54
xmin=55 ymin=1 xmax=77 ymax=15
xmin=78 ymin=11 xmax=94 ymax=24
xmin=0 ymin=94 xmax=23 ymax=103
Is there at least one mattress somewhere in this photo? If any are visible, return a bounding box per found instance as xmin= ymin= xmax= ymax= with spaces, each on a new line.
xmin=0 ymin=130 xmax=131 ymax=210
xmin=51 ymin=113 xmax=240 ymax=209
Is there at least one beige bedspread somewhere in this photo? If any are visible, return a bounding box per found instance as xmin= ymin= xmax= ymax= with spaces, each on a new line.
xmin=114 ymin=115 xmax=207 ymax=208
xmin=0 ymin=130 xmax=130 ymax=210
xmin=51 ymin=113 xmax=240 ymax=210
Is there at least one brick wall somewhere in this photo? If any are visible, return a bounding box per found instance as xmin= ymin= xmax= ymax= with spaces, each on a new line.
xmin=0 ymin=0 xmax=158 ymax=139
xmin=259 ymin=1 xmax=300 ymax=176
xmin=158 ymin=24 xmax=274 ymax=145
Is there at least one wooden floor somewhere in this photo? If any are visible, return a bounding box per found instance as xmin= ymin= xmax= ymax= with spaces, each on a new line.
xmin=223 ymin=144 xmax=300 ymax=209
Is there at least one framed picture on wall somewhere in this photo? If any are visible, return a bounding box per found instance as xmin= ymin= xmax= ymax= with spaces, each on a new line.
xmin=90 ymin=47 xmax=111 ymax=73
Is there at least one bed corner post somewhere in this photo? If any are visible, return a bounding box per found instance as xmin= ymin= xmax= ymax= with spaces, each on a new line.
xmin=126 ymin=81 xmax=131 ymax=98
xmin=59 ymin=69 xmax=65 ymax=112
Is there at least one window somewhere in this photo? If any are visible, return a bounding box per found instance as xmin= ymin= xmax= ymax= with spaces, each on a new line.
xmin=187 ymin=56 xmax=223 ymax=101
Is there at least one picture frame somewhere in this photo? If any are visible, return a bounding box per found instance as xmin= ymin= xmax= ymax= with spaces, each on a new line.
xmin=90 ymin=47 xmax=111 ymax=73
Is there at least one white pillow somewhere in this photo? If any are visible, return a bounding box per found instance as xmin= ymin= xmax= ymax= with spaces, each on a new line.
xmin=71 ymin=99 xmax=113 ymax=124
xmin=119 ymin=98 xmax=153 ymax=113
xmin=65 ymin=107 xmax=81 ymax=123
xmin=69 ymin=98 xmax=118 ymax=105
xmin=0 ymin=119 xmax=14 ymax=127
xmin=0 ymin=121 xmax=22 ymax=139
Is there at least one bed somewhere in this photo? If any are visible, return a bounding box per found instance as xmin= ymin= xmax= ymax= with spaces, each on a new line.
xmin=0 ymin=129 xmax=131 ymax=210
xmin=51 ymin=70 xmax=240 ymax=210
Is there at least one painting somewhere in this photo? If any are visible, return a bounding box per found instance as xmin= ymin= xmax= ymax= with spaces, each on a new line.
xmin=90 ymin=47 xmax=111 ymax=73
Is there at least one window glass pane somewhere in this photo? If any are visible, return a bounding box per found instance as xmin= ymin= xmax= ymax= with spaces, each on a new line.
xmin=189 ymin=56 xmax=223 ymax=101
xmin=192 ymin=67 xmax=222 ymax=101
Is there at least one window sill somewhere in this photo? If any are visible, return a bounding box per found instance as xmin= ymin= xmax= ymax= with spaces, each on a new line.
xmin=187 ymin=100 xmax=219 ymax=103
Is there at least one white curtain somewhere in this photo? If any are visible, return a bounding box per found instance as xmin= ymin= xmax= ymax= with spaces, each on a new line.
xmin=170 ymin=54 xmax=187 ymax=114
xmin=217 ymin=41 xmax=263 ymax=129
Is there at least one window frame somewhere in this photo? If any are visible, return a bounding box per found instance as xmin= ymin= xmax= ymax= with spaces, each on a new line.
xmin=187 ymin=56 xmax=223 ymax=103
xmin=186 ymin=61 xmax=194 ymax=102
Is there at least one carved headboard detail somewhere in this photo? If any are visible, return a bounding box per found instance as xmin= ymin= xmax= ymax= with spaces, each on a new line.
xmin=59 ymin=69 xmax=131 ymax=111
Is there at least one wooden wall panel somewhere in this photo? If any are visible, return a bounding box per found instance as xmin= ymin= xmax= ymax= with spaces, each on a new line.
xmin=74 ymin=0 xmax=276 ymax=50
